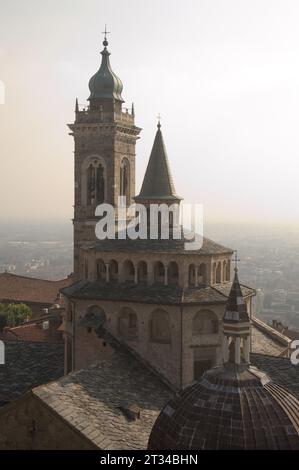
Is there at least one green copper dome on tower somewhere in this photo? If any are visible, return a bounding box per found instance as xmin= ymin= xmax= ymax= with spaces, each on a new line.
xmin=88 ymin=34 xmax=124 ymax=103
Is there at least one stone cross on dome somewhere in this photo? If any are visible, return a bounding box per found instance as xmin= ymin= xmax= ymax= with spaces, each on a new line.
xmin=102 ymin=24 xmax=110 ymax=47
xmin=233 ymin=250 xmax=240 ymax=272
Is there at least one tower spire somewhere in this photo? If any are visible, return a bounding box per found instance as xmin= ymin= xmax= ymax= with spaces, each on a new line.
xmin=88 ymin=26 xmax=124 ymax=104
xmin=233 ymin=250 xmax=240 ymax=273
xmin=222 ymin=266 xmax=251 ymax=365
xmin=134 ymin=120 xmax=181 ymax=202
xmin=157 ymin=113 xmax=161 ymax=129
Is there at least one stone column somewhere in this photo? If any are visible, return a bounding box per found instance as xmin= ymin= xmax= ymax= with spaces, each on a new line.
xmin=235 ymin=337 xmax=241 ymax=364
xmin=134 ymin=263 xmax=138 ymax=284
xmin=181 ymin=262 xmax=189 ymax=289
xmin=164 ymin=265 xmax=168 ymax=286
xmin=147 ymin=262 xmax=154 ymax=286
xmin=222 ymin=335 xmax=229 ymax=363
xmin=243 ymin=336 xmax=250 ymax=363
xmin=195 ymin=267 xmax=199 ymax=287
xmin=105 ymin=263 xmax=110 ymax=283
xmin=209 ymin=261 xmax=214 ymax=285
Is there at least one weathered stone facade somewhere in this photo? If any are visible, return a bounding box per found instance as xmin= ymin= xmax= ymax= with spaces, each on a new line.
xmin=63 ymin=290 xmax=253 ymax=388
xmin=0 ymin=395 xmax=95 ymax=450
xmin=62 ymin=37 xmax=256 ymax=389
xmin=69 ymin=112 xmax=141 ymax=274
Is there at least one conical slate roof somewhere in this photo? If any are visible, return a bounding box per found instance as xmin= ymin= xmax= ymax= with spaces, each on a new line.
xmin=135 ymin=123 xmax=181 ymax=201
xmin=223 ymin=270 xmax=249 ymax=323
xmin=88 ymin=38 xmax=124 ymax=102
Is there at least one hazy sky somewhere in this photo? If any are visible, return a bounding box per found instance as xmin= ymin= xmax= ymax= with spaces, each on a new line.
xmin=1 ymin=0 xmax=299 ymax=225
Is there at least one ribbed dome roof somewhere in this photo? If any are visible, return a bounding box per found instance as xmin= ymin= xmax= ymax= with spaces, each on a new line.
xmin=88 ymin=39 xmax=124 ymax=102
xmin=148 ymin=363 xmax=299 ymax=450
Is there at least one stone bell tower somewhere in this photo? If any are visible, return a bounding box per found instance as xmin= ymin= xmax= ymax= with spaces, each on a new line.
xmin=68 ymin=31 xmax=141 ymax=275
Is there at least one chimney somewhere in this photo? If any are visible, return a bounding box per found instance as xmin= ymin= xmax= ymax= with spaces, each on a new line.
xmin=118 ymin=404 xmax=141 ymax=421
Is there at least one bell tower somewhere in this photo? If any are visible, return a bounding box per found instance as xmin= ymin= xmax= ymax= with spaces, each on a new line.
xmin=68 ymin=31 xmax=141 ymax=275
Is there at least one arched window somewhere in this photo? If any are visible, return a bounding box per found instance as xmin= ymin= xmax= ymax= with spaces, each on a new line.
xmin=120 ymin=158 xmax=130 ymax=203
xmin=198 ymin=263 xmax=207 ymax=284
xmin=81 ymin=305 xmax=106 ymax=332
xmin=189 ymin=264 xmax=196 ymax=287
xmin=87 ymin=164 xmax=95 ymax=205
xmin=87 ymin=160 xmax=105 ymax=205
xmin=216 ymin=263 xmax=221 ymax=284
xmin=118 ymin=307 xmax=138 ymax=340
xmin=96 ymin=259 xmax=106 ymax=282
xmin=192 ymin=310 xmax=218 ymax=335
xmin=123 ymin=260 xmax=135 ymax=282
xmin=153 ymin=261 xmax=165 ymax=284
xmin=150 ymin=309 xmax=171 ymax=343
xmin=168 ymin=261 xmax=179 ymax=285
xmin=109 ymin=260 xmax=118 ymax=282
xmin=137 ymin=261 xmax=147 ymax=282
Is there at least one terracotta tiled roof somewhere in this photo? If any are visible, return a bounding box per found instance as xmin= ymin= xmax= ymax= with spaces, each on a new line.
xmin=0 ymin=272 xmax=71 ymax=305
xmin=1 ymin=314 xmax=63 ymax=344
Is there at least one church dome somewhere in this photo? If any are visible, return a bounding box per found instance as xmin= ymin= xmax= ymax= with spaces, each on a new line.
xmin=148 ymin=363 xmax=299 ymax=450
xmin=88 ymin=38 xmax=124 ymax=102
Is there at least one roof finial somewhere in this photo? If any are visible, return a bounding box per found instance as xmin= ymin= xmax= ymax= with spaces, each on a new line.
xmin=102 ymin=24 xmax=110 ymax=47
xmin=233 ymin=250 xmax=240 ymax=273
xmin=157 ymin=113 xmax=161 ymax=129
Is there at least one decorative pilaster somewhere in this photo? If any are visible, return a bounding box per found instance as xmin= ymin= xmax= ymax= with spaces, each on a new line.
xmin=164 ymin=265 xmax=168 ymax=286
xmin=105 ymin=263 xmax=110 ymax=283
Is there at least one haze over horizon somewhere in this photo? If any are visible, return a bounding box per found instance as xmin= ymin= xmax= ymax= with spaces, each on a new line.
xmin=1 ymin=0 xmax=299 ymax=226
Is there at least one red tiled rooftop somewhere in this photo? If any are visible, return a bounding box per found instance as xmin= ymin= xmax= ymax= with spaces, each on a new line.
xmin=1 ymin=315 xmax=63 ymax=344
xmin=0 ymin=272 xmax=71 ymax=305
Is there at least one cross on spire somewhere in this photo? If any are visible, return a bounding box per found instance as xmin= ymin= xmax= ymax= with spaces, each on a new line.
xmin=157 ymin=113 xmax=161 ymax=129
xmin=233 ymin=250 xmax=240 ymax=273
xmin=102 ymin=24 xmax=110 ymax=46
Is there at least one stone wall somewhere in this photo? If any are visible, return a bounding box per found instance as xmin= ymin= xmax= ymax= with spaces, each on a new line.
xmin=71 ymin=111 xmax=140 ymax=274
xmin=0 ymin=395 xmax=95 ymax=450
xmin=69 ymin=298 xmax=233 ymax=388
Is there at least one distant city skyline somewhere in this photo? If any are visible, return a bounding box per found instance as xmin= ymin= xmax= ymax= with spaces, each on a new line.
xmin=1 ymin=0 xmax=299 ymax=224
